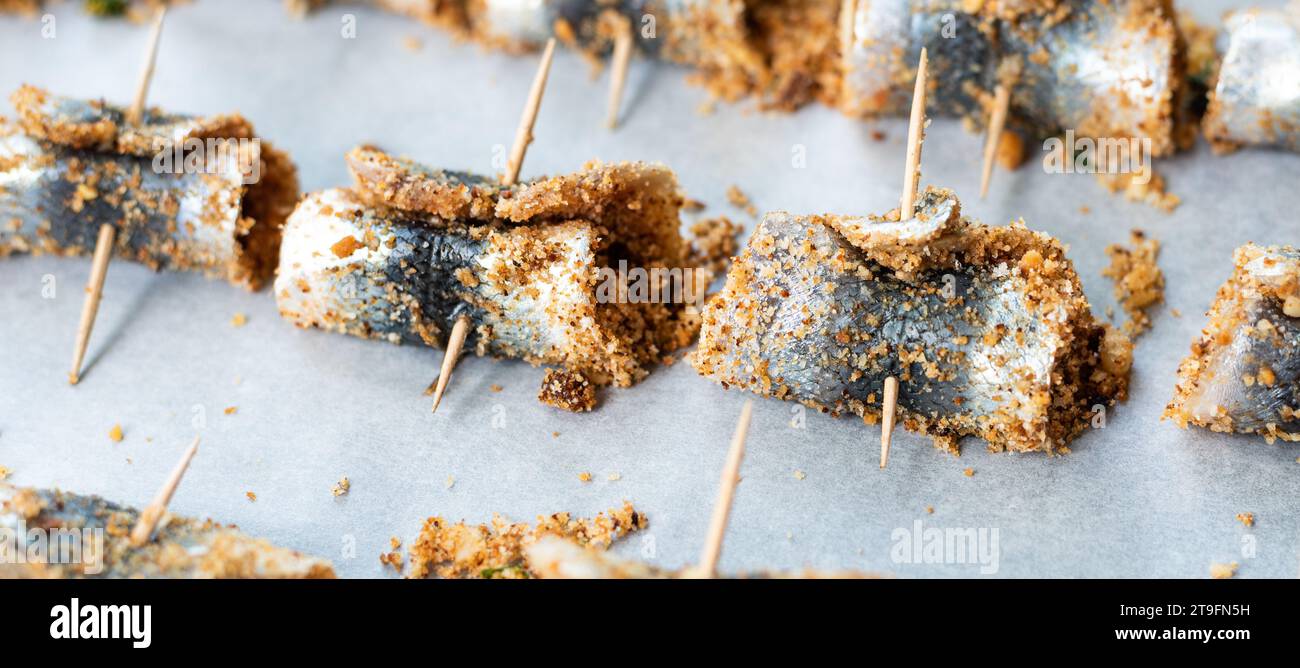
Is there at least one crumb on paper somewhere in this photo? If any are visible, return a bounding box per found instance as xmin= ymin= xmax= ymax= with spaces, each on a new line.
xmin=230 ymin=312 xmax=247 ymax=327
xmin=0 ymin=465 xmax=10 ymax=480
xmin=688 ymin=215 xmax=744 ymax=278
xmin=245 ymin=491 xmax=257 ymax=502
xmin=402 ymin=502 xmax=645 ymax=579
xmin=490 ymin=384 xmax=503 ymax=393
xmin=925 ymin=505 xmax=934 ymax=514
xmin=726 ymin=185 xmax=757 ymax=217
xmin=224 ymin=406 xmax=238 ymax=416
xmin=793 ymin=470 xmax=806 ymax=480
xmin=871 ymin=129 xmax=886 ymax=141
xmin=108 ymin=424 xmax=123 ymax=443
xmin=607 ymin=473 xmax=621 ymax=481
xmin=963 ymin=468 xmax=974 ymax=477
xmin=1103 ymin=230 xmax=1165 ymax=339
xmin=1210 ymin=562 xmax=1238 ymax=579
xmin=578 ymin=472 xmax=593 ymax=483
xmin=401 ymin=35 xmax=422 ymax=52
xmin=380 ymin=546 xmax=404 ymax=571
xmin=552 ymin=431 xmax=560 ymax=438
xmin=445 ymin=475 xmax=455 ymax=489
xmin=1079 ymin=206 xmax=1091 ymax=215
xmin=1235 ymin=512 xmax=1254 ymax=528
xmin=537 ymin=368 xmax=596 ymax=412
xmin=332 ymin=477 xmax=350 ymax=497
xmin=682 ymin=197 xmax=706 ymax=212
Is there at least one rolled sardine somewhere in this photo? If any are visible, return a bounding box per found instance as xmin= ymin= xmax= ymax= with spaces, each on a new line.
xmin=1203 ymin=4 xmax=1300 ymax=154
xmin=692 ymin=187 xmax=1132 ymax=454
xmin=276 ymin=148 xmax=705 ymax=407
xmin=0 ymin=484 xmax=335 ymax=578
xmin=0 ymin=86 xmax=299 ymax=289
xmin=1165 ymin=244 xmax=1300 ymax=443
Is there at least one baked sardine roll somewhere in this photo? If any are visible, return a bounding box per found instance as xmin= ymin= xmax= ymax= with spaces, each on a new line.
xmin=1203 ymin=4 xmax=1300 ymax=154
xmin=692 ymin=187 xmax=1131 ymax=454
xmin=0 ymin=85 xmax=299 ymax=289
xmin=0 ymin=484 xmax=335 ymax=579
xmin=276 ymin=148 xmax=706 ymax=410
xmin=1166 ymin=245 xmax=1300 ymax=443
xmin=843 ymin=0 xmax=1184 ymax=155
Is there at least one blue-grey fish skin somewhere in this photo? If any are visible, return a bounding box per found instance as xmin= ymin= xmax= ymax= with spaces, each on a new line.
xmin=1167 ymin=245 xmax=1300 ymax=442
xmin=692 ymin=187 xmax=1130 ymax=454
xmin=844 ymin=0 xmax=1182 ymax=152
xmin=0 ymin=484 xmax=335 ymax=579
xmin=275 ymin=188 xmax=603 ymax=362
xmin=0 ymin=86 xmax=296 ymax=289
xmin=1204 ymin=5 xmax=1300 ymax=154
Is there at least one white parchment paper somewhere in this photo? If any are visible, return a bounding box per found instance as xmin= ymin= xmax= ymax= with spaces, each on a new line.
xmin=1 ymin=0 xmax=1297 ymax=578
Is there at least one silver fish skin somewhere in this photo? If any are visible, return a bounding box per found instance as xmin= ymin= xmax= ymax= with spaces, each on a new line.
xmin=0 ymin=86 xmax=294 ymax=289
xmin=844 ymin=0 xmax=1181 ymax=152
xmin=0 ymin=129 xmax=269 ymax=288
xmin=1203 ymin=4 xmax=1300 ymax=153
xmin=276 ymin=188 xmax=606 ymax=365
xmin=692 ymin=187 xmax=1125 ymax=453
xmin=0 ymin=484 xmax=335 ymax=579
xmin=1167 ymin=245 xmax=1300 ymax=442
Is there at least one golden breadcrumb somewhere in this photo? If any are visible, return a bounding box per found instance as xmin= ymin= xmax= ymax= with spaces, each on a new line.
xmin=1103 ymin=230 xmax=1165 ymax=338
xmin=403 ymin=502 xmax=646 ymax=579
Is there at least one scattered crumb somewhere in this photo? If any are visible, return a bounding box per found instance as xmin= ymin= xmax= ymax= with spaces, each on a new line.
xmin=1235 ymin=512 xmax=1254 ymax=528
xmin=696 ymin=99 xmax=716 ymax=116
xmin=537 ymin=369 xmax=596 ymax=412
xmin=445 ymin=476 xmax=455 ymax=489
xmin=681 ymin=197 xmax=706 ymax=212
xmin=230 ymin=312 xmax=247 ymax=327
xmin=963 ymin=468 xmax=975 ymax=477
xmin=0 ymin=465 xmax=10 ymax=480
xmin=1096 ymin=169 xmax=1180 ymax=212
xmin=223 ymin=406 xmax=238 ymax=416
xmin=401 ymin=35 xmax=422 ymax=52
xmin=688 ymin=215 xmax=744 ymax=278
xmin=552 ymin=431 xmax=560 ymax=438
xmin=870 ymin=129 xmax=886 ymax=142
xmin=403 ymin=502 xmax=646 ymax=579
xmin=793 ymin=469 xmax=806 ymax=480
xmin=1209 ymin=562 xmax=1238 ymax=579
xmin=607 ymin=473 xmax=621 ymax=481
xmin=108 ymin=424 xmax=123 ymax=443
xmin=1103 ymin=230 xmax=1165 ymax=339
xmin=725 ymin=185 xmax=757 ymax=217
xmin=1079 ymin=205 xmax=1091 ymax=215
xmin=1170 ymin=308 xmax=1182 ymax=318
xmin=489 ymin=384 xmax=503 ymax=393
xmin=245 ymin=491 xmax=257 ymax=502
xmin=578 ymin=472 xmax=593 ymax=483
xmin=380 ymin=539 xmax=404 ymax=570
xmin=925 ymin=505 xmax=934 ymax=514
xmin=332 ymin=477 xmax=351 ymax=497
xmin=330 ymin=235 xmax=363 ymax=258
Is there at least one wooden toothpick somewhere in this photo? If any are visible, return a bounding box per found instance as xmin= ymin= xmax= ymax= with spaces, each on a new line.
xmin=70 ymin=8 xmax=167 ymax=384
xmin=694 ymin=400 xmax=753 ymax=578
xmin=979 ymin=83 xmax=1012 ymax=199
xmin=503 ymin=37 xmax=556 ymax=186
xmin=880 ymin=376 xmax=898 ymax=468
xmin=68 ymin=224 xmax=116 ymax=385
xmin=605 ymin=18 xmax=634 ymax=129
xmin=129 ymin=436 xmax=199 ymax=547
xmin=899 ymin=48 xmax=928 ymax=219
xmin=427 ymin=314 xmax=471 ymax=413
xmin=429 ymin=38 xmax=555 ymax=406
xmin=881 ymin=49 xmax=928 ymax=467
xmin=126 ymin=6 xmax=167 ymax=127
